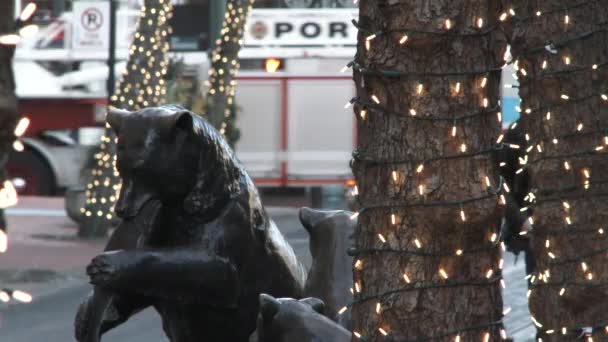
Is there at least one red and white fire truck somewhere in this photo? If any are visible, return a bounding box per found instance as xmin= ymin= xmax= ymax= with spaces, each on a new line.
xmin=11 ymin=0 xmax=359 ymax=195
xmin=11 ymin=0 xmax=518 ymax=195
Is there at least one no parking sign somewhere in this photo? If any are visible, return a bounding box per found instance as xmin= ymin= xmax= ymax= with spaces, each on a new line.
xmin=72 ymin=1 xmax=110 ymax=56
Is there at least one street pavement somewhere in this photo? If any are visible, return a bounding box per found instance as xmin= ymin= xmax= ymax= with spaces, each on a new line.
xmin=0 ymin=197 xmax=535 ymax=341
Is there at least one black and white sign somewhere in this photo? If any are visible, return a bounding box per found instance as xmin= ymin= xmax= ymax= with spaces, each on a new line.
xmin=72 ymin=1 xmax=110 ymax=54
xmin=244 ymin=9 xmax=358 ymax=47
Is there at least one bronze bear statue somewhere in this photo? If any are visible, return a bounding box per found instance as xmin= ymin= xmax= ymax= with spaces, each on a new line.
xmin=249 ymin=294 xmax=351 ymax=342
xmin=74 ymin=105 xmax=307 ymax=342
xmin=299 ymin=207 xmax=355 ymax=329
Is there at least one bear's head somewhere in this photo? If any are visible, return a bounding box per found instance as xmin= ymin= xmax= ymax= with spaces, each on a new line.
xmin=106 ymin=105 xmax=243 ymax=219
xmin=298 ymin=208 xmax=355 ymax=262
xmin=251 ymin=294 xmax=349 ymax=342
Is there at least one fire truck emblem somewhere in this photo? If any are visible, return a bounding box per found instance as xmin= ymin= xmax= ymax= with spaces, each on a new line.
xmin=250 ymin=21 xmax=268 ymax=40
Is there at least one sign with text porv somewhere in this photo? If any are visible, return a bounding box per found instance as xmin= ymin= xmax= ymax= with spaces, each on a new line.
xmin=244 ymin=9 xmax=358 ymax=47
xmin=72 ymin=1 xmax=110 ymax=55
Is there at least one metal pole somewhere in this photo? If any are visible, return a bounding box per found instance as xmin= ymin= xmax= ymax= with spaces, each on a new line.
xmin=107 ymin=0 xmax=117 ymax=104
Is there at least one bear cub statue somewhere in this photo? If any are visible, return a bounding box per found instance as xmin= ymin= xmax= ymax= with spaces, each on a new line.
xmin=249 ymin=294 xmax=351 ymax=342
xmin=299 ymin=207 xmax=355 ymax=329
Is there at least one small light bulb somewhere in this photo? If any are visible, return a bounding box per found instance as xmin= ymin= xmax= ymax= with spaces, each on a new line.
xmin=445 ymin=19 xmax=452 ymax=30
xmin=378 ymin=234 xmax=386 ymax=243
xmin=12 ymin=290 xmax=32 ymax=303
xmin=399 ymin=35 xmax=409 ymax=44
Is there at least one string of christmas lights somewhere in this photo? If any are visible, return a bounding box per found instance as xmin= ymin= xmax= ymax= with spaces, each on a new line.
xmin=79 ymin=0 xmax=173 ymax=237
xmin=348 ymin=1 xmax=507 ymax=340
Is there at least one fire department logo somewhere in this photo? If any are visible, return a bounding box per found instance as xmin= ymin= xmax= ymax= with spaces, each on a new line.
xmin=250 ymin=21 xmax=268 ymax=40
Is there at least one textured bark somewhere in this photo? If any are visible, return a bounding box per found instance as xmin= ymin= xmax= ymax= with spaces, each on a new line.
xmin=79 ymin=0 xmax=173 ymax=237
xmin=204 ymin=0 xmax=254 ymax=145
xmin=503 ymin=1 xmax=608 ymax=339
xmin=351 ymin=1 xmax=506 ymax=340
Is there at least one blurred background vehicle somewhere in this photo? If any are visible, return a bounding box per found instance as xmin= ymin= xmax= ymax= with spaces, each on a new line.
xmin=9 ymin=0 xmax=519 ymax=199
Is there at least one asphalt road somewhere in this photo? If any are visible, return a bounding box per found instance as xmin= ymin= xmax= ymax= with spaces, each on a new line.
xmin=0 ymin=211 xmax=535 ymax=342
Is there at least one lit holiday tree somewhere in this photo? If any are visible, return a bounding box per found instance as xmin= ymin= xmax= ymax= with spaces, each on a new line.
xmin=203 ymin=0 xmax=254 ymax=146
xmin=79 ymin=0 xmax=173 ymax=237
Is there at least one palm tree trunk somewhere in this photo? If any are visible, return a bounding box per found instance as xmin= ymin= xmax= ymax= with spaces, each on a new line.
xmin=351 ymin=1 xmax=506 ymax=340
xmin=504 ymin=1 xmax=608 ymax=340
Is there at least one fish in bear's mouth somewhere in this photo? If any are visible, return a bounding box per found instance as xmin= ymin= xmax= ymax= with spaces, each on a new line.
xmin=114 ymin=177 xmax=161 ymax=220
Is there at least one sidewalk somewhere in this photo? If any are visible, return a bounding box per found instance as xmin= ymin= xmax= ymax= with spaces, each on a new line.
xmin=0 ymin=197 xmax=104 ymax=303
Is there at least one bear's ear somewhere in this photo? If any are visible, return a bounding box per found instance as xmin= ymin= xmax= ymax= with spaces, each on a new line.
xmin=106 ymin=108 xmax=130 ymax=135
xmin=300 ymin=297 xmax=325 ymax=315
xmin=259 ymin=294 xmax=280 ymax=321
xmin=299 ymin=207 xmax=328 ymax=235
xmin=173 ymin=110 xmax=194 ymax=132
